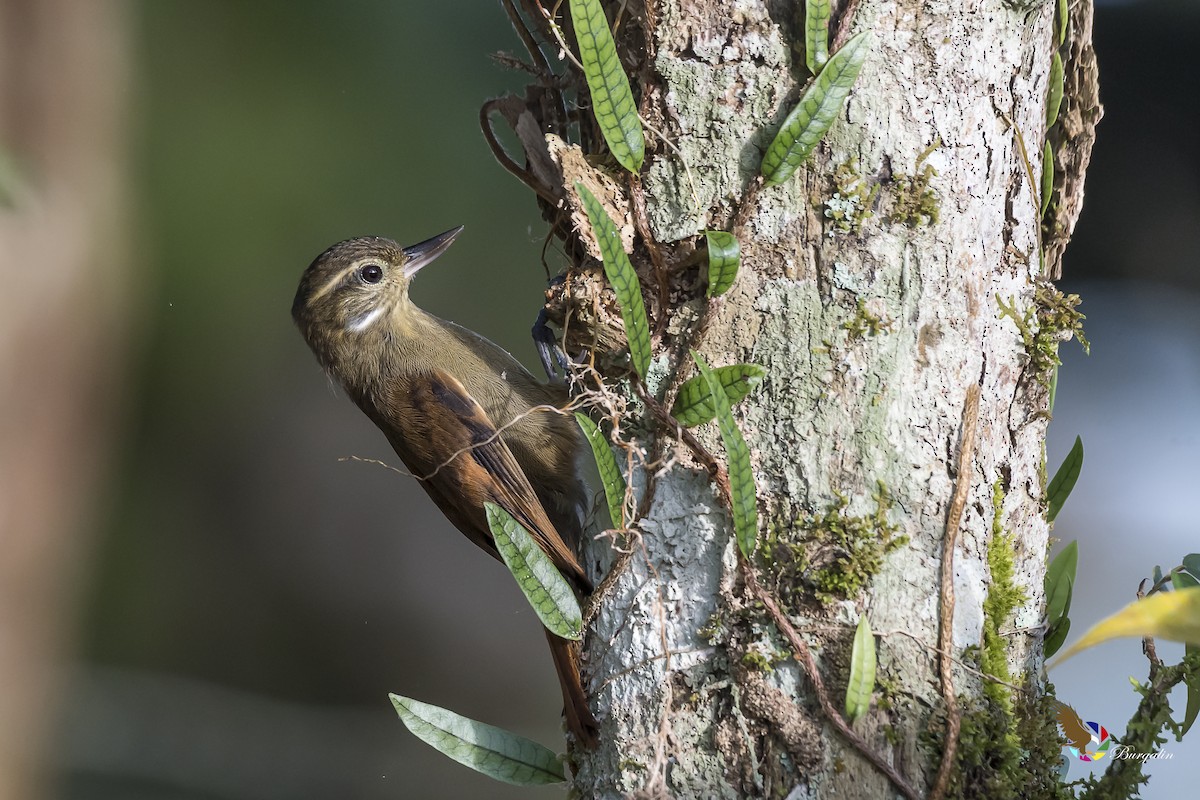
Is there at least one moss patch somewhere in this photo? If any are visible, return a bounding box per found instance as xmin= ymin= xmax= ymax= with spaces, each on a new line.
xmin=842 ymin=296 xmax=892 ymax=340
xmin=1014 ymin=685 xmax=1076 ymax=800
xmin=740 ymin=642 xmax=789 ymax=672
xmin=981 ymin=480 xmax=1027 ymax=713
xmin=762 ymin=483 xmax=907 ymax=606
xmin=922 ymin=686 xmax=1073 ymax=800
xmin=996 ymin=280 xmax=1088 ymax=386
xmin=889 ymin=140 xmax=941 ymax=227
xmin=823 ymin=161 xmax=878 ymax=236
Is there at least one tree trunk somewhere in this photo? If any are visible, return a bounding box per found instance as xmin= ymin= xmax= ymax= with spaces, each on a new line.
xmin=497 ymin=0 xmax=1097 ymax=796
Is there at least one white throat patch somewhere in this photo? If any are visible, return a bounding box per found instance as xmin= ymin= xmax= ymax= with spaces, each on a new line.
xmin=348 ymin=306 xmax=385 ymax=333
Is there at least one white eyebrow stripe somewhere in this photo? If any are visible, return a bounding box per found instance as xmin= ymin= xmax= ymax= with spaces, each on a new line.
xmin=347 ymin=306 xmax=385 ymax=333
xmin=308 ymin=257 xmax=381 ymax=306
xmin=309 ymin=264 xmax=359 ymax=306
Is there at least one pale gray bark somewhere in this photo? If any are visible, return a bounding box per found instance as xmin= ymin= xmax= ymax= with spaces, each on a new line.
xmin=507 ymin=0 xmax=1081 ymax=796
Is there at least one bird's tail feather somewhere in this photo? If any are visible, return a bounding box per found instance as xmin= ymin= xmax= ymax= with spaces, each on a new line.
xmin=545 ymin=630 xmax=598 ymax=747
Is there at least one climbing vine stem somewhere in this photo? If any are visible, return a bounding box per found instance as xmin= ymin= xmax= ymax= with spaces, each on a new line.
xmin=930 ymin=383 xmax=982 ymax=800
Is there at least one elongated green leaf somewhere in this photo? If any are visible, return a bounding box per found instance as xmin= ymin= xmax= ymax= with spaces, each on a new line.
xmin=1057 ymin=0 xmax=1068 ymax=47
xmin=390 ymin=695 xmax=565 ymax=785
xmin=1172 ymin=570 xmax=1200 ymax=734
xmin=1050 ymin=587 xmax=1200 ymax=667
xmin=760 ymin=31 xmax=872 ymax=186
xmin=705 ymin=230 xmax=741 ymax=297
xmin=575 ymin=181 xmax=652 ymax=378
xmin=693 ymin=352 xmax=758 ymax=557
xmin=1041 ymin=140 xmax=1054 ymax=217
xmin=570 ymin=0 xmax=644 ymax=172
xmin=1047 ymin=51 xmax=1064 ymax=128
xmin=1047 ymin=436 xmax=1083 ymax=522
xmin=1044 ymin=616 xmax=1070 ymax=658
xmin=486 ymin=502 xmax=582 ymax=640
xmin=576 ymin=413 xmax=626 ymax=528
xmin=1045 ymin=541 xmax=1078 ymax=619
xmin=672 ymin=363 xmax=766 ymax=427
xmin=1047 ymin=576 xmax=1073 ymax=632
xmin=804 ymin=0 xmax=831 ymax=74
xmin=845 ymin=615 xmax=876 ymax=723
xmin=1043 ymin=541 xmax=1077 ymax=657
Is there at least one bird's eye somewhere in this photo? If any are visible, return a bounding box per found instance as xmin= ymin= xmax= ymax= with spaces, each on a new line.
xmin=359 ymin=264 xmax=384 ymax=284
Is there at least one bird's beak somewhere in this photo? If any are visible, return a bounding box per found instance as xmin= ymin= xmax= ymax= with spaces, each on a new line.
xmin=402 ymin=225 xmax=464 ymax=278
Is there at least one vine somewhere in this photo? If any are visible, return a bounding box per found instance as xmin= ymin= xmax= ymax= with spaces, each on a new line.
xmin=465 ymin=1 xmax=925 ymax=795
xmin=392 ymin=1 xmax=1196 ymax=797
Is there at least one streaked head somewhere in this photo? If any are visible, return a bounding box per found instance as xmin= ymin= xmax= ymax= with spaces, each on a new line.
xmin=291 ymin=227 xmax=462 ymax=361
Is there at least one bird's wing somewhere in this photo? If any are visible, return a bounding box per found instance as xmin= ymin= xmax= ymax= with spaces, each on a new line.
xmin=1054 ymin=700 xmax=1092 ymax=750
xmin=387 ymin=368 xmax=589 ymax=589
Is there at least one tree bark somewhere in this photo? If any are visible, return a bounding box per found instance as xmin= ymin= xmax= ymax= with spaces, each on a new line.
xmin=497 ymin=0 xmax=1096 ymax=796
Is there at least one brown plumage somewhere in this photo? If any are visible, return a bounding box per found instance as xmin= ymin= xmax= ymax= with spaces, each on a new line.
xmin=292 ymin=227 xmax=597 ymax=745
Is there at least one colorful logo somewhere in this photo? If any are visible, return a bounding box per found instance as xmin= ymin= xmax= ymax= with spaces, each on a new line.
xmin=1055 ymin=702 xmax=1112 ymax=762
xmin=1066 ymin=720 xmax=1111 ymax=762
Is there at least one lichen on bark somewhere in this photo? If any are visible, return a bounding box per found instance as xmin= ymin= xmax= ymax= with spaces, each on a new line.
xmin=487 ymin=0 xmax=1087 ymax=795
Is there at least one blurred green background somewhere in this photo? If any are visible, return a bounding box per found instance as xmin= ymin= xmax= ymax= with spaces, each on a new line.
xmin=64 ymin=2 xmax=569 ymax=798
xmin=1 ymin=0 xmax=1196 ymax=798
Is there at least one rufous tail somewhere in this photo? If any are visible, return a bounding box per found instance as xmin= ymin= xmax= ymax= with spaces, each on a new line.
xmin=545 ymin=630 xmax=598 ymax=747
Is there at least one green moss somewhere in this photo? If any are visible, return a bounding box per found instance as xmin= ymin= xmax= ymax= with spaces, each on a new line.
xmin=889 ymin=141 xmax=941 ymax=227
xmin=741 ymin=650 xmax=771 ymax=671
xmin=897 ymin=445 xmax=1069 ymax=797
xmin=981 ymin=480 xmax=1027 ymax=713
xmin=925 ymin=699 xmax=1022 ymax=799
xmin=698 ymin=611 xmax=726 ymax=645
xmin=1013 ymin=684 xmax=1076 ymax=800
xmin=923 ymin=687 xmax=1072 ymax=800
xmin=842 ymin=297 xmax=892 ymax=339
xmin=761 ymin=483 xmax=907 ymax=606
xmin=811 ymin=484 xmax=907 ymax=601
xmin=823 ymin=161 xmax=878 ymax=236
xmin=741 ymin=647 xmax=787 ymax=672
xmin=874 ymin=675 xmax=898 ymax=712
xmin=996 ymin=280 xmax=1088 ymax=387
xmin=760 ymin=536 xmax=802 ymax=593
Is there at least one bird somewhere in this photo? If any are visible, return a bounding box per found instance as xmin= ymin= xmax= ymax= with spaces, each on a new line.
xmin=291 ymin=226 xmax=598 ymax=746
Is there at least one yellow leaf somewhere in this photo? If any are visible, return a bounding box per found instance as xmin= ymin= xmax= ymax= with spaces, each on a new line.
xmin=1049 ymin=587 xmax=1200 ymax=667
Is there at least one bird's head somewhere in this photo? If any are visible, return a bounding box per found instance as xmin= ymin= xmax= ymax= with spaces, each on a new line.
xmin=291 ymin=226 xmax=462 ymax=370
